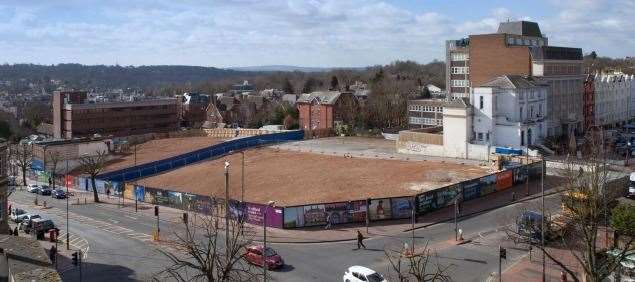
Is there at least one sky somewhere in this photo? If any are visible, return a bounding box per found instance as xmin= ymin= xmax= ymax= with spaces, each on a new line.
xmin=0 ymin=0 xmax=633 ymax=68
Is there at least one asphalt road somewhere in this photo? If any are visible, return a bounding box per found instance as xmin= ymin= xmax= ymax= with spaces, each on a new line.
xmin=9 ymin=186 xmax=563 ymax=282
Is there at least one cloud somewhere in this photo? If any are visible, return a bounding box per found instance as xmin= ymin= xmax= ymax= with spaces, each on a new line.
xmin=0 ymin=0 xmax=633 ymax=67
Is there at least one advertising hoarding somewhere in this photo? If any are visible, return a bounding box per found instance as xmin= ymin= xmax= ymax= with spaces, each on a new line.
xmin=390 ymin=197 xmax=414 ymax=219
xmin=283 ymin=206 xmax=305 ymax=228
xmin=303 ymin=204 xmax=326 ymax=226
xmin=245 ymin=202 xmax=283 ymax=228
xmin=513 ymin=166 xmax=527 ymax=185
xmin=368 ymin=199 xmax=392 ymax=221
xmin=435 ymin=185 xmax=460 ymax=208
xmin=416 ymin=192 xmax=437 ymax=215
xmin=325 ymin=202 xmax=352 ymax=224
xmin=462 ymin=180 xmax=481 ymax=201
xmin=495 ymin=170 xmax=513 ymax=191
xmin=134 ymin=185 xmax=145 ymax=202
xmin=479 ymin=174 xmax=497 ymax=196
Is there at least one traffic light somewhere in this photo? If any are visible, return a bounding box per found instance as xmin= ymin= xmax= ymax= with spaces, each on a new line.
xmin=154 ymin=206 xmax=159 ymax=217
xmin=499 ymin=247 xmax=507 ymax=259
xmin=72 ymin=252 xmax=79 ymax=266
xmin=182 ymin=212 xmax=188 ymax=224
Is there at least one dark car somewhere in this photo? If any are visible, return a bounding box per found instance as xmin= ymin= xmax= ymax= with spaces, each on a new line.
xmin=244 ymin=245 xmax=284 ymax=270
xmin=38 ymin=185 xmax=52 ymax=196
xmin=51 ymin=189 xmax=66 ymax=199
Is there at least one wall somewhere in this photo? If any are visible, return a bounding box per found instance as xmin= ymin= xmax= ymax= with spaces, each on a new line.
xmin=443 ymin=106 xmax=470 ymax=158
xmin=398 ymin=130 xmax=443 ymax=145
xmin=469 ymin=34 xmax=531 ymax=87
xmin=471 ymin=87 xmax=495 ymax=143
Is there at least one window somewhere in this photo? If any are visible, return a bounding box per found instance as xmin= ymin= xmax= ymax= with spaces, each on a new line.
xmin=451 ymin=53 xmax=469 ymax=61
xmin=520 ymin=106 xmax=523 ymax=119
xmin=521 ymin=130 xmax=525 ymax=146
xmin=451 ymin=67 xmax=469 ymax=74
xmin=515 ymin=38 xmax=522 ymax=45
xmin=479 ymin=96 xmax=484 ymax=109
xmin=478 ymin=133 xmax=483 ymax=141
xmin=486 ymin=133 xmax=490 ymax=141
xmin=452 ymin=80 xmax=468 ymax=87
xmin=507 ymin=36 xmax=515 ymax=45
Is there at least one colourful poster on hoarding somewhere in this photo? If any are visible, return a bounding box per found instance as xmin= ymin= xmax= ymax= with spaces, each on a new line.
xmin=134 ymin=185 xmax=145 ymax=202
xmin=350 ymin=200 xmax=367 ymax=223
xmin=391 ymin=197 xmax=414 ymax=219
xmin=124 ymin=183 xmax=135 ymax=200
xmin=462 ymin=180 xmax=482 ymax=201
xmin=144 ymin=188 xmax=157 ymax=204
xmin=167 ymin=191 xmax=183 ymax=208
xmin=195 ymin=195 xmax=213 ymax=215
xmin=64 ymin=175 xmax=74 ymax=188
xmin=245 ymin=203 xmax=283 ymax=228
xmin=283 ymin=206 xmax=305 ymax=228
xmin=303 ymin=205 xmax=327 ymax=226
xmin=479 ymin=174 xmax=497 ymax=196
xmin=228 ymin=200 xmax=246 ymax=220
xmin=435 ymin=185 xmax=460 ymax=208
xmin=369 ymin=198 xmax=392 ymax=220
xmin=416 ymin=192 xmax=437 ymax=215
xmin=325 ymin=202 xmax=352 ymax=224
xmin=496 ymin=170 xmax=513 ymax=191
xmin=513 ymin=166 xmax=527 ymax=184
xmin=182 ymin=193 xmax=197 ymax=211
xmin=155 ymin=190 xmax=169 ymax=205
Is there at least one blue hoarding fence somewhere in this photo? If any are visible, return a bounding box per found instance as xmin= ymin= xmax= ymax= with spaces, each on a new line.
xmin=96 ymin=130 xmax=304 ymax=182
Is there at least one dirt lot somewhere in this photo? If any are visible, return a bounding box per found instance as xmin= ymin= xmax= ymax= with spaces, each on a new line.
xmin=102 ymin=136 xmax=225 ymax=173
xmin=136 ymin=147 xmax=489 ymax=206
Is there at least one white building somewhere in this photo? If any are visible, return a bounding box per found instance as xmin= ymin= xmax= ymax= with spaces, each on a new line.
xmin=593 ymin=72 xmax=635 ymax=127
xmin=472 ymin=75 xmax=548 ymax=148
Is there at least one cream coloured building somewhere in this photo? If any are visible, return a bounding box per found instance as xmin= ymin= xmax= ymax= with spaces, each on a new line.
xmin=593 ymin=72 xmax=635 ymax=127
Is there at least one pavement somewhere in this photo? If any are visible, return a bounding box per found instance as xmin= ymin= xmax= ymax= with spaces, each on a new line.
xmin=9 ymin=174 xmax=568 ymax=282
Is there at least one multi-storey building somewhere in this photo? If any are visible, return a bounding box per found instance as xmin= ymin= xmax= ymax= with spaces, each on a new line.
xmin=587 ymin=72 xmax=635 ymax=128
xmin=445 ymin=20 xmax=582 ymax=137
xmin=0 ymin=139 xmax=8 ymax=233
xmin=584 ymin=74 xmax=595 ymax=129
xmin=472 ymin=75 xmax=548 ymax=148
xmin=177 ymin=92 xmax=210 ymax=128
xmin=53 ymin=90 xmax=179 ymax=139
xmin=407 ymin=99 xmax=445 ymax=129
xmin=297 ymin=91 xmax=358 ymax=131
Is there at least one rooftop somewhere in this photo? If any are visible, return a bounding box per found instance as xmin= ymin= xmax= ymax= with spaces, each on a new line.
xmin=529 ymin=46 xmax=583 ymax=61
xmin=481 ymin=75 xmax=548 ymax=89
xmin=297 ymin=91 xmax=350 ymax=105
xmin=497 ymin=21 xmax=543 ymax=38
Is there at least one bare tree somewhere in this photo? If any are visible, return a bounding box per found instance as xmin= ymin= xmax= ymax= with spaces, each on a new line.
xmin=509 ymin=133 xmax=633 ymax=282
xmin=78 ymin=150 xmax=108 ymax=203
xmin=47 ymin=151 xmax=61 ymax=189
xmin=384 ymin=241 xmax=452 ymax=282
xmin=12 ymin=143 xmax=32 ymax=186
xmin=156 ymin=207 xmax=260 ymax=282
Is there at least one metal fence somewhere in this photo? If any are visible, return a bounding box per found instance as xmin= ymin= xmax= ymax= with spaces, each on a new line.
xmin=96 ymin=130 xmax=304 ymax=182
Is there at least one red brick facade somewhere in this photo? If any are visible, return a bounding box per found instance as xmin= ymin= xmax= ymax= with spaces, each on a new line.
xmin=583 ymin=74 xmax=595 ymax=129
xmin=297 ymin=92 xmax=358 ymax=131
xmin=469 ymin=34 xmax=532 ymax=87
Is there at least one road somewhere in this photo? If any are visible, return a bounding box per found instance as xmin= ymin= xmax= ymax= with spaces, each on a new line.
xmin=9 ymin=186 xmax=563 ymax=281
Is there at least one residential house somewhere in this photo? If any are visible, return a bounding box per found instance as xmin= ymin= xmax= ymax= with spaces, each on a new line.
xmin=297 ymin=91 xmax=358 ymax=131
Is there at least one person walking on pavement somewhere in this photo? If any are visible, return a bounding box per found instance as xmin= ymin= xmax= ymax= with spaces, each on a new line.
xmin=324 ymin=213 xmax=332 ymax=230
xmin=356 ymin=230 xmax=366 ymax=249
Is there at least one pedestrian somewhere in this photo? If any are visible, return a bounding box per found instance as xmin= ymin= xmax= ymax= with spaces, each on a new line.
xmin=13 ymin=227 xmax=18 ymax=236
xmin=356 ymin=230 xmax=366 ymax=249
xmin=49 ymin=245 xmax=57 ymax=263
xmin=512 ymin=191 xmax=516 ymax=201
xmin=8 ymin=204 xmax=11 ymax=214
xmin=324 ymin=213 xmax=332 ymax=230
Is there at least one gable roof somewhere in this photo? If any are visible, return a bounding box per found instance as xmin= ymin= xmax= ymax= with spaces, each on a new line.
xmin=297 ymin=91 xmax=348 ymax=105
xmin=481 ymin=75 xmax=546 ymax=89
xmin=497 ymin=21 xmax=542 ymax=37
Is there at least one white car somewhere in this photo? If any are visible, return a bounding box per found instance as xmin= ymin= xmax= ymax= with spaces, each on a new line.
xmin=10 ymin=209 xmax=27 ymax=222
xmin=27 ymin=184 xmax=40 ymax=193
xmin=15 ymin=213 xmax=39 ymax=224
xmin=343 ymin=266 xmax=387 ymax=282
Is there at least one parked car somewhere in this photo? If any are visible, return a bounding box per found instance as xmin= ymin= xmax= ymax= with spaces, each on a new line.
xmin=10 ymin=209 xmax=27 ymax=222
xmin=27 ymin=184 xmax=41 ymax=193
xmin=343 ymin=266 xmax=387 ymax=282
xmin=38 ymin=185 xmax=52 ymax=195
xmin=244 ymin=245 xmax=284 ymax=270
xmin=29 ymin=218 xmax=56 ymax=234
xmin=51 ymin=189 xmax=66 ymax=199
xmin=628 ymin=172 xmax=635 ymax=199
xmin=19 ymin=214 xmax=41 ymax=231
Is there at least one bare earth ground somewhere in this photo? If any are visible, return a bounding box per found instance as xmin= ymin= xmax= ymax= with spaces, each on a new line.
xmin=101 ymin=136 xmax=226 ymax=173
xmin=136 ymin=147 xmax=489 ymax=206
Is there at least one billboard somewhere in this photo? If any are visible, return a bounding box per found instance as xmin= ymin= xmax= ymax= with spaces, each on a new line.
xmin=416 ymin=192 xmax=437 ymax=215
xmin=391 ymin=197 xmax=414 ymax=219
xmin=512 ymin=166 xmax=528 ymax=185
xmin=134 ymin=185 xmax=145 ymax=202
xmin=283 ymin=206 xmax=306 ymax=228
xmin=495 ymin=170 xmax=513 ymax=191
xmin=245 ymin=203 xmax=283 ymax=228
xmin=155 ymin=190 xmax=169 ymax=205
xmin=303 ymin=205 xmax=327 ymax=227
xmin=479 ymin=174 xmax=497 ymax=196
xmin=124 ymin=183 xmax=135 ymax=200
xmin=325 ymin=202 xmax=352 ymax=224
xmin=144 ymin=188 xmax=157 ymax=204
xmin=369 ymin=198 xmax=392 ymax=220
xmin=462 ymin=179 xmax=481 ymax=201
xmin=195 ymin=195 xmax=213 ymax=215
xmin=167 ymin=191 xmax=183 ymax=208
xmin=435 ymin=185 xmax=460 ymax=208
xmin=182 ymin=193 xmax=198 ymax=211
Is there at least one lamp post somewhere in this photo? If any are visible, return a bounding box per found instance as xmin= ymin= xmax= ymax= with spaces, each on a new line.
xmin=224 ymin=161 xmax=230 ymax=259
xmin=241 ymin=151 xmax=245 ymax=203
xmin=263 ymin=200 xmax=275 ymax=282
xmin=540 ymin=156 xmax=545 ymax=282
xmin=65 ymin=159 xmax=69 ymax=250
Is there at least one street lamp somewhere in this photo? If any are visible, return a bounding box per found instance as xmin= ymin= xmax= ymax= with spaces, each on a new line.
xmin=224 ymin=161 xmax=230 ymax=258
xmin=65 ymin=159 xmax=70 ymax=250
xmin=263 ymin=200 xmax=275 ymax=282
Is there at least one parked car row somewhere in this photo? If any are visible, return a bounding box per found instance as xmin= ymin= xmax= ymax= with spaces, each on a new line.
xmin=9 ymin=208 xmax=56 ymax=235
xmin=27 ymin=184 xmax=67 ymax=199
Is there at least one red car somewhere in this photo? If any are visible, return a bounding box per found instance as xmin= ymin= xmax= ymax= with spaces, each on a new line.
xmin=244 ymin=245 xmax=284 ymax=270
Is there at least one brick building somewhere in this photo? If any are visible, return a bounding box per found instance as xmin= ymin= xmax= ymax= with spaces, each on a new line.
xmin=297 ymin=91 xmax=358 ymax=131
xmin=407 ymin=99 xmax=445 ymax=129
xmin=584 ymin=74 xmax=595 ymax=129
xmin=53 ymin=90 xmax=179 ymax=139
xmin=445 ymin=21 xmax=583 ymax=137
xmin=177 ymin=92 xmax=210 ymax=128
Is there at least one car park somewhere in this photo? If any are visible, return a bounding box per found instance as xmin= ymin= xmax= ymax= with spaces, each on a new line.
xmin=27 ymin=184 xmax=41 ymax=193
xmin=52 ymin=189 xmax=67 ymax=199
xmin=10 ymin=209 xmax=27 ymax=222
xmin=343 ymin=266 xmax=387 ymax=282
xmin=38 ymin=185 xmax=52 ymax=195
xmin=244 ymin=245 xmax=284 ymax=270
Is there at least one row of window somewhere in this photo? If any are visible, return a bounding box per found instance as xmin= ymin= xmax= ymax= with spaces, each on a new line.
xmin=409 ymin=117 xmax=443 ymax=126
xmin=409 ymin=105 xmax=443 ymax=112
xmin=475 ymin=132 xmax=490 ymax=142
xmin=543 ymin=64 xmax=581 ymax=75
xmin=451 ymin=53 xmax=469 ymax=61
xmin=451 ymin=67 xmax=469 ymax=74
xmin=451 ymin=80 xmax=469 ymax=87
xmin=506 ymin=36 xmax=545 ymax=47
